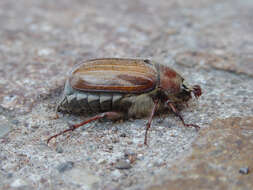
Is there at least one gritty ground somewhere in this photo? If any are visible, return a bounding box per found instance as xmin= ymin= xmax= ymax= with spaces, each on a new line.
xmin=0 ymin=0 xmax=253 ymax=190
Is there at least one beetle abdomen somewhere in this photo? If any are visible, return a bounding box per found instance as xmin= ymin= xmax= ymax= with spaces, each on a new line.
xmin=57 ymin=80 xmax=126 ymax=114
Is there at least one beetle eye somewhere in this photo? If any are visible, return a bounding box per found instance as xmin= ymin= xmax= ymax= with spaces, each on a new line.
xmin=182 ymin=84 xmax=187 ymax=90
xmin=182 ymin=80 xmax=190 ymax=92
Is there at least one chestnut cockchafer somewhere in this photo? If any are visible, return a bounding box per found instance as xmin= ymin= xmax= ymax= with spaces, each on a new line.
xmin=47 ymin=58 xmax=202 ymax=145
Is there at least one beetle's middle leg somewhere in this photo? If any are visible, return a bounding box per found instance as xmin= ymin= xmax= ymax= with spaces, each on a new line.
xmin=144 ymin=99 xmax=159 ymax=145
xmin=167 ymin=102 xmax=200 ymax=130
xmin=47 ymin=112 xmax=123 ymax=144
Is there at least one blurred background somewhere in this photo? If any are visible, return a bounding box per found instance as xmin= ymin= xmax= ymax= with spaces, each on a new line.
xmin=0 ymin=0 xmax=253 ymax=189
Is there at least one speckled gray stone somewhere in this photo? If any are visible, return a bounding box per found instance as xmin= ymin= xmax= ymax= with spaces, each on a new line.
xmin=0 ymin=117 xmax=12 ymax=138
xmin=57 ymin=161 xmax=74 ymax=173
xmin=0 ymin=0 xmax=253 ymax=190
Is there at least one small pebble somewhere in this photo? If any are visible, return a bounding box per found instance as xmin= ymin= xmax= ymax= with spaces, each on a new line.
xmin=239 ymin=167 xmax=250 ymax=174
xmin=57 ymin=161 xmax=74 ymax=173
xmin=115 ymin=160 xmax=131 ymax=170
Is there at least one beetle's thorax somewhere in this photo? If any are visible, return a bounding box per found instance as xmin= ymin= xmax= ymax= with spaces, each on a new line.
xmin=158 ymin=64 xmax=182 ymax=94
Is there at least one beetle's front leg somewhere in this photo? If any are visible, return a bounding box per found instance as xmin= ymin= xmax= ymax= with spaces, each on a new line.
xmin=47 ymin=112 xmax=123 ymax=144
xmin=167 ymin=102 xmax=200 ymax=130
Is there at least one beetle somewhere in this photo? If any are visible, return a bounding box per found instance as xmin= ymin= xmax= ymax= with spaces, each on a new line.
xmin=47 ymin=58 xmax=202 ymax=145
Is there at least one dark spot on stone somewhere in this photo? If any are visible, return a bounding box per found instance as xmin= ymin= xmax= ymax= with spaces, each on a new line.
xmin=186 ymin=22 xmax=193 ymax=28
xmin=108 ymin=145 xmax=113 ymax=151
xmin=24 ymin=122 xmax=29 ymax=128
xmin=124 ymin=150 xmax=136 ymax=158
xmin=239 ymin=167 xmax=250 ymax=174
xmin=57 ymin=161 xmax=74 ymax=173
xmin=56 ymin=146 xmax=64 ymax=153
xmin=120 ymin=133 xmax=126 ymax=137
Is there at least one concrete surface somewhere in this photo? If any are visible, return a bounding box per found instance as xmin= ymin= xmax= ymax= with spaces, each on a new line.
xmin=0 ymin=0 xmax=253 ymax=189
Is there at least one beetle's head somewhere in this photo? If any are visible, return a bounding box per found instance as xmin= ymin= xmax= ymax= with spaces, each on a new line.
xmin=179 ymin=80 xmax=202 ymax=101
xmin=158 ymin=65 xmax=202 ymax=103
xmin=164 ymin=80 xmax=202 ymax=104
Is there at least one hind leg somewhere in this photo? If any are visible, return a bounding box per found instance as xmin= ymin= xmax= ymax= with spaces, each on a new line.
xmin=47 ymin=112 xmax=123 ymax=144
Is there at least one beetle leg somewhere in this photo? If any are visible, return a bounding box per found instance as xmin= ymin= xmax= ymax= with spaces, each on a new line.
xmin=47 ymin=112 xmax=123 ymax=144
xmin=144 ymin=99 xmax=159 ymax=145
xmin=167 ymin=102 xmax=200 ymax=130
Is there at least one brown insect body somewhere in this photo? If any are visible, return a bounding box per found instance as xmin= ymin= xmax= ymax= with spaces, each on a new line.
xmin=49 ymin=58 xmax=202 ymax=144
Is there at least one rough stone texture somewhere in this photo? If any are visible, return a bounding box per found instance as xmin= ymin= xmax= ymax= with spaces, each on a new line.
xmin=0 ymin=116 xmax=12 ymax=138
xmin=0 ymin=0 xmax=253 ymax=190
xmin=148 ymin=117 xmax=253 ymax=190
xmin=175 ymin=51 xmax=253 ymax=77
